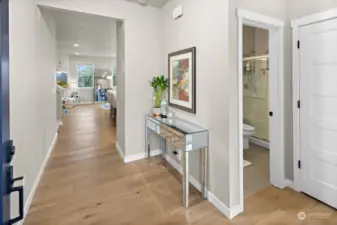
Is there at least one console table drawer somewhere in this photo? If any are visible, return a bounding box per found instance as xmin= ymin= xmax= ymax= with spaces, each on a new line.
xmin=159 ymin=126 xmax=184 ymax=148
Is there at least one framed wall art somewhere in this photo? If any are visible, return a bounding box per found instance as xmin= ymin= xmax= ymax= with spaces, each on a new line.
xmin=168 ymin=47 xmax=196 ymax=113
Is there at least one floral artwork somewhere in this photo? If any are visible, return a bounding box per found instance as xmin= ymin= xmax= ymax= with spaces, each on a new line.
xmin=168 ymin=47 xmax=196 ymax=113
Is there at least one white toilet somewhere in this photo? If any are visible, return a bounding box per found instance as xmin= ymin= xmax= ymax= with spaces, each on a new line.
xmin=243 ymin=124 xmax=255 ymax=150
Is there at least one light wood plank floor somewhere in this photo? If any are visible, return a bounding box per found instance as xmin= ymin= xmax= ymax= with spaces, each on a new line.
xmin=24 ymin=105 xmax=337 ymax=224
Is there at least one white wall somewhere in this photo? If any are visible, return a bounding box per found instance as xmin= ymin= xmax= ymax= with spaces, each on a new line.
xmin=68 ymin=55 xmax=115 ymax=102
xmin=163 ymin=0 xmax=230 ymax=207
xmin=287 ymin=0 xmax=337 ymax=20
xmin=9 ymin=0 xmax=57 ymax=216
xmin=56 ymin=52 xmax=69 ymax=72
xmin=228 ymin=0 xmax=289 ymax=208
xmin=37 ymin=0 xmax=163 ymax=157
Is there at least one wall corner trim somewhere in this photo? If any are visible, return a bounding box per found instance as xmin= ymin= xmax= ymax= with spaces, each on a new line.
xmin=282 ymin=179 xmax=300 ymax=192
xmin=207 ymin=192 xmax=243 ymax=220
xmin=116 ymin=142 xmax=125 ymax=162
xmin=21 ymin=132 xmax=58 ymax=224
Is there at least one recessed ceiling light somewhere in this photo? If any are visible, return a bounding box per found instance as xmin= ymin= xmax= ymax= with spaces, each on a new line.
xmin=75 ymin=52 xmax=79 ymax=55
xmin=74 ymin=44 xmax=79 ymax=47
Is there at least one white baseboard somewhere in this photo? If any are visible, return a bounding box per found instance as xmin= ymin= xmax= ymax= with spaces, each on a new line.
xmin=124 ymin=149 xmax=162 ymax=163
xmin=116 ymin=142 xmax=125 ymax=162
xmin=163 ymin=154 xmax=202 ymax=191
xmin=21 ymin=132 xmax=58 ymax=224
xmin=250 ymin=137 xmax=269 ymax=149
xmin=208 ymin=192 xmax=243 ymax=219
xmin=283 ymin=179 xmax=299 ymax=191
xmin=121 ymin=149 xmax=241 ymax=220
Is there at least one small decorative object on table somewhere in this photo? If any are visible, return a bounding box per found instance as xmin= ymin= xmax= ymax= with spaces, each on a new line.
xmin=149 ymin=75 xmax=168 ymax=117
xmin=161 ymin=98 xmax=168 ymax=118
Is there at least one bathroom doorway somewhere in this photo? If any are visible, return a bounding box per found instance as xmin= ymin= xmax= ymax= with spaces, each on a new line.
xmin=242 ymin=25 xmax=271 ymax=198
xmin=237 ymin=9 xmax=286 ymax=207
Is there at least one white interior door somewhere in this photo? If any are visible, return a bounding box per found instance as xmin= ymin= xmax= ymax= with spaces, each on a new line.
xmin=299 ymin=18 xmax=337 ymax=209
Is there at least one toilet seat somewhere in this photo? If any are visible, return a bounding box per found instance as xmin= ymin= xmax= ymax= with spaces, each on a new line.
xmin=243 ymin=124 xmax=255 ymax=132
xmin=243 ymin=123 xmax=255 ymax=150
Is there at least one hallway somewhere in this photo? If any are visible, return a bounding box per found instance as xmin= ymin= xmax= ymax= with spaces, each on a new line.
xmin=24 ymin=105 xmax=337 ymax=224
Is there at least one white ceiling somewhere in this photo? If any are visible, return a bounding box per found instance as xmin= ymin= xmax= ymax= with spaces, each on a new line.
xmin=48 ymin=8 xmax=117 ymax=58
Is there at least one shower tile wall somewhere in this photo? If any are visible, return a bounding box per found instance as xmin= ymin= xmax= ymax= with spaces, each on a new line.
xmin=243 ymin=26 xmax=269 ymax=141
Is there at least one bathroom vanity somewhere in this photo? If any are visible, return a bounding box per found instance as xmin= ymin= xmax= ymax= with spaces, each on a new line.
xmin=145 ymin=115 xmax=209 ymax=207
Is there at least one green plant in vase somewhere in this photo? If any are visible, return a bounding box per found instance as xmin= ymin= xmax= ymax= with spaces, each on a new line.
xmin=149 ymin=75 xmax=168 ymax=116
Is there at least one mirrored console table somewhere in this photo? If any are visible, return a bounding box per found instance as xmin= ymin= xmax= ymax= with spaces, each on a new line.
xmin=145 ymin=115 xmax=209 ymax=208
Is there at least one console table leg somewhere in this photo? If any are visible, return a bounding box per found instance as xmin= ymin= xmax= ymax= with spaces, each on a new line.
xmin=146 ymin=126 xmax=150 ymax=160
xmin=183 ymin=151 xmax=189 ymax=208
xmin=203 ymin=147 xmax=208 ymax=199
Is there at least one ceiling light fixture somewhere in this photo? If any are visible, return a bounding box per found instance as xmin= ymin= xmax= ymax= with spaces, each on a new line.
xmin=75 ymin=52 xmax=79 ymax=55
xmin=74 ymin=44 xmax=79 ymax=47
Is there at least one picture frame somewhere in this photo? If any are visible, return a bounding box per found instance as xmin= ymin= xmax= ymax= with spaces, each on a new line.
xmin=56 ymin=71 xmax=68 ymax=88
xmin=168 ymin=47 xmax=196 ymax=114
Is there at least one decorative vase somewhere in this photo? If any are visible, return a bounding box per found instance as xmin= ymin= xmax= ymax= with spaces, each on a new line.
xmin=153 ymin=87 xmax=165 ymax=117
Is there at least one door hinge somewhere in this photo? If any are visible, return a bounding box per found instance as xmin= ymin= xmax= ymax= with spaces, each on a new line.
xmin=269 ymin=111 xmax=273 ymax=117
xmin=297 ymin=40 xmax=300 ymax=49
xmin=297 ymin=100 xmax=301 ymax=109
xmin=298 ymin=160 xmax=301 ymax=169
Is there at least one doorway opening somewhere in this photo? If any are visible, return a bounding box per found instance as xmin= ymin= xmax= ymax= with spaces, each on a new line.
xmin=39 ymin=6 xmax=122 ymax=125
xmin=50 ymin=8 xmax=117 ymax=107
xmin=242 ymin=25 xmax=270 ymax=198
xmin=237 ymin=9 xmax=285 ymax=211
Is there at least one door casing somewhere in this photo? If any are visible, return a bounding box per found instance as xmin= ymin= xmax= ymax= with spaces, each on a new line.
xmin=237 ymin=8 xmax=286 ymax=215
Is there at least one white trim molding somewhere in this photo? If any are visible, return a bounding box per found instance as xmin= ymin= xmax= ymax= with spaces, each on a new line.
xmin=21 ymin=132 xmax=58 ymax=224
xmin=163 ymin=154 xmax=243 ymax=219
xmin=116 ymin=144 xmax=162 ymax=164
xmin=116 ymin=142 xmax=125 ymax=162
xmin=124 ymin=149 xmax=162 ymax=163
xmin=163 ymin=154 xmax=201 ymax=191
xmin=237 ymin=8 xmax=285 ymax=218
xmin=250 ymin=137 xmax=270 ymax=149
xmin=291 ymin=8 xmax=337 ymax=28
xmin=290 ymin=8 xmax=337 ymax=193
xmin=282 ymin=179 xmax=300 ymax=192
xmin=208 ymin=192 xmax=242 ymax=220
xmin=237 ymin=9 xmax=285 ymax=28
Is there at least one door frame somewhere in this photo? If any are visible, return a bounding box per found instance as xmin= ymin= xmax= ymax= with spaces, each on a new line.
xmin=291 ymin=8 xmax=337 ymax=192
xmin=237 ymin=9 xmax=285 ymax=210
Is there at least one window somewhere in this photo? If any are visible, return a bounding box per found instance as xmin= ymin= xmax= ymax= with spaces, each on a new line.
xmin=77 ymin=63 xmax=94 ymax=88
